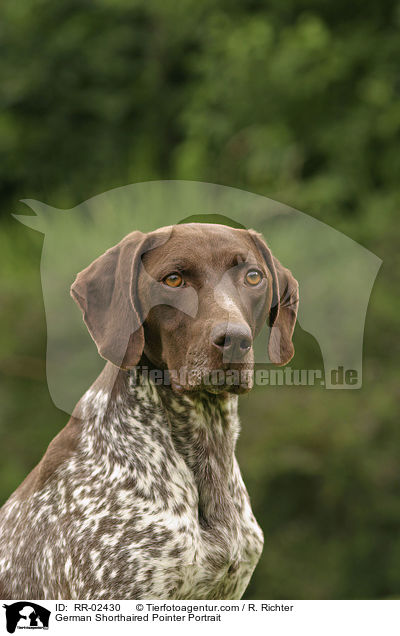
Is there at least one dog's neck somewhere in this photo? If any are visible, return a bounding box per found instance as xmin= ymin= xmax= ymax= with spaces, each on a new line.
xmin=130 ymin=365 xmax=241 ymax=526
xmin=77 ymin=361 xmax=242 ymax=527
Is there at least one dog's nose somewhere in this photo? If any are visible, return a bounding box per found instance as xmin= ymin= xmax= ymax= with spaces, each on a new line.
xmin=211 ymin=323 xmax=252 ymax=361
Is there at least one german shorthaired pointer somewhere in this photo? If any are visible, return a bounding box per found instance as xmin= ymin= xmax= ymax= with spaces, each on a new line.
xmin=0 ymin=223 xmax=298 ymax=599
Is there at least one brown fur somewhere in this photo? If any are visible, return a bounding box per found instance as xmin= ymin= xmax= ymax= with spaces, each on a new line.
xmin=14 ymin=417 xmax=82 ymax=502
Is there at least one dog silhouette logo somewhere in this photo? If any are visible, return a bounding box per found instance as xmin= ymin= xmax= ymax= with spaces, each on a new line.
xmin=2 ymin=602 xmax=50 ymax=633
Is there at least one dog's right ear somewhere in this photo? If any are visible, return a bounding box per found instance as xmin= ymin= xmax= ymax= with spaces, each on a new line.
xmin=70 ymin=231 xmax=147 ymax=370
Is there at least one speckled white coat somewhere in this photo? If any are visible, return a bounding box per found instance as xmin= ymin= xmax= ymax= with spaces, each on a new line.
xmin=0 ymin=365 xmax=263 ymax=599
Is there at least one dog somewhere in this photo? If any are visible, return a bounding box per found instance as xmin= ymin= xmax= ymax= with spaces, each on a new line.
xmin=0 ymin=223 xmax=298 ymax=599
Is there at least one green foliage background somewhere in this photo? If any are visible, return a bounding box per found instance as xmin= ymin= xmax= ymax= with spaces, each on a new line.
xmin=0 ymin=0 xmax=399 ymax=598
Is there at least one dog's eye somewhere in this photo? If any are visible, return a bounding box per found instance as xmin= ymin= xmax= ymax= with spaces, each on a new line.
xmin=163 ymin=272 xmax=184 ymax=288
xmin=245 ymin=269 xmax=263 ymax=286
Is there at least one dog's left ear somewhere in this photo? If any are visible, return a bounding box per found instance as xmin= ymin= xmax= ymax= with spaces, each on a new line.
xmin=249 ymin=230 xmax=299 ymax=365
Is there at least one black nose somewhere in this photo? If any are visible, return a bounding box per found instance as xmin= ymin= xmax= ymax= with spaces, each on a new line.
xmin=211 ymin=323 xmax=252 ymax=361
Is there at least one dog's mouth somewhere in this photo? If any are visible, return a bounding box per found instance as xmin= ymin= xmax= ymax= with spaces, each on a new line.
xmin=163 ymin=345 xmax=256 ymax=395
xmin=139 ymin=348 xmax=255 ymax=395
xmin=168 ymin=363 xmax=254 ymax=395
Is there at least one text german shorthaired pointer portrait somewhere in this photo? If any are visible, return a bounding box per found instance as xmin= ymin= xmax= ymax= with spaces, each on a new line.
xmin=0 ymin=223 xmax=299 ymax=599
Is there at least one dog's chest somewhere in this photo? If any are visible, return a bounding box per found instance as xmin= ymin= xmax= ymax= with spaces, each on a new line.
xmin=93 ymin=458 xmax=264 ymax=600
xmin=170 ymin=461 xmax=264 ymax=600
xmin=0 ymin=383 xmax=263 ymax=599
xmin=77 ymin=460 xmax=263 ymax=600
xmin=70 ymin=385 xmax=264 ymax=598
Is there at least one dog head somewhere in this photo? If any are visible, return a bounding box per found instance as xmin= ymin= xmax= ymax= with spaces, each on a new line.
xmin=71 ymin=223 xmax=298 ymax=394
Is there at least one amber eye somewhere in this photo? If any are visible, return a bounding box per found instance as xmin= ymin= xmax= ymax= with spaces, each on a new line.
xmin=163 ymin=272 xmax=184 ymax=288
xmin=245 ymin=269 xmax=263 ymax=286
